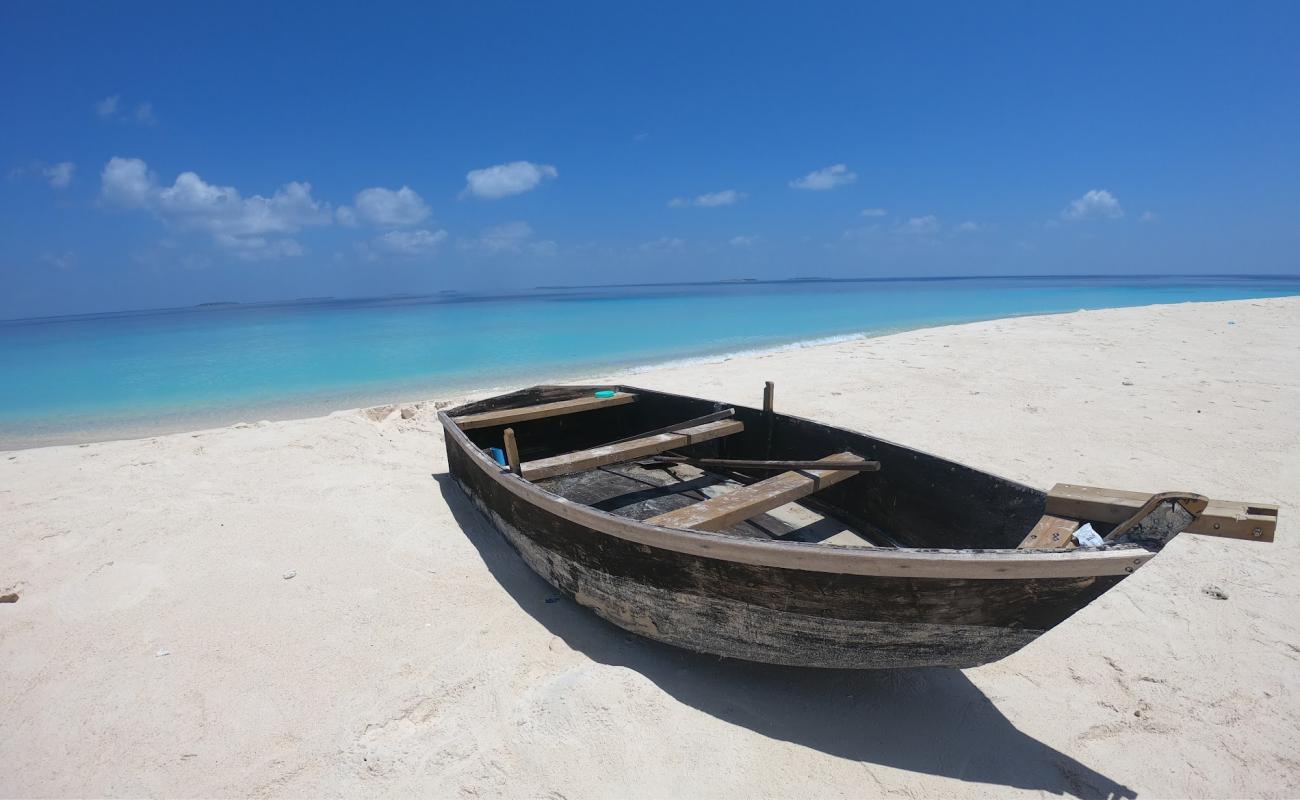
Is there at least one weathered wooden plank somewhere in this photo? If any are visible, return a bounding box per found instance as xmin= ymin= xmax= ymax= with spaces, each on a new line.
xmin=644 ymin=455 xmax=880 ymax=472
xmin=502 ymin=428 xmax=520 ymax=475
xmin=519 ymin=419 xmax=744 ymax=481
xmin=1046 ymin=483 xmax=1278 ymax=543
xmin=646 ymin=452 xmax=862 ymax=531
xmin=1017 ymin=514 xmax=1081 ymax=549
xmin=450 ymin=391 xmax=635 ymax=430
xmin=607 ymin=408 xmax=735 ymax=445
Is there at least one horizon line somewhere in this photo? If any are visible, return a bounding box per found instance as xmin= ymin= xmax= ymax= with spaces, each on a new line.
xmin=4 ymin=272 xmax=1298 ymax=326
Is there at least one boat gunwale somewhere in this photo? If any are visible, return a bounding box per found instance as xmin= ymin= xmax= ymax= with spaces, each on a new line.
xmin=438 ymin=387 xmax=1154 ymax=580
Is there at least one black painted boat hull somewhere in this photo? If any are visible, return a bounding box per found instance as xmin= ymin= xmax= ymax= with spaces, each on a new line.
xmin=442 ymin=385 xmax=1145 ymax=669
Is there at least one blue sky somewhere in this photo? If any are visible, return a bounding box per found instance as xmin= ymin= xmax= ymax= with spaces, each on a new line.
xmin=2 ymin=1 xmax=1297 ymax=318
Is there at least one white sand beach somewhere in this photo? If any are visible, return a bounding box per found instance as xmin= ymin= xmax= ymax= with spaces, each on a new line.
xmin=2 ymin=297 xmax=1298 ymax=798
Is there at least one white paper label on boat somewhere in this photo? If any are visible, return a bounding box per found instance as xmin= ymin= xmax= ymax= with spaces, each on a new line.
xmin=1073 ymin=523 xmax=1105 ymax=548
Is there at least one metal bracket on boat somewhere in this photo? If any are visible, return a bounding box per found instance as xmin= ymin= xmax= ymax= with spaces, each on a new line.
xmin=1103 ymin=491 xmax=1210 ymax=547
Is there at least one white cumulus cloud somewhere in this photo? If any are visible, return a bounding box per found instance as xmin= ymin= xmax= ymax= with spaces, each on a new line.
xmin=790 ymin=164 xmax=857 ymax=190
xmin=1062 ymin=189 xmax=1123 ymax=221
xmin=463 ymin=161 xmax=557 ymax=199
xmin=100 ymin=156 xmax=331 ymax=258
xmin=100 ymin=157 xmax=155 ymax=207
xmin=668 ymin=189 xmax=745 ymax=208
xmin=350 ymin=186 xmax=430 ymax=227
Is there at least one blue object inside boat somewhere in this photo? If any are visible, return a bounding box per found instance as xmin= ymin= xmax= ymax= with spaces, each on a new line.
xmin=594 ymin=389 xmax=616 ymax=398
xmin=487 ymin=447 xmax=507 ymax=466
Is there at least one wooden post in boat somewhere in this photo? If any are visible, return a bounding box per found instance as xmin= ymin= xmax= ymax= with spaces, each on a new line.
xmin=503 ymin=428 xmax=521 ymax=475
xmin=763 ymin=381 xmax=775 ymax=460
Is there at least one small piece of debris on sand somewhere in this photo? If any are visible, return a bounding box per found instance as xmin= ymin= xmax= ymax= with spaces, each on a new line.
xmin=1202 ymin=584 xmax=1229 ymax=600
xmin=283 ymin=570 xmax=297 ymax=580
xmin=0 ymin=592 xmax=18 ymax=603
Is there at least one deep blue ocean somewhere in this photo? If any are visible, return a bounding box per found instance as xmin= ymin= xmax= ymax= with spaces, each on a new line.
xmin=2 ymin=275 xmax=1297 ymax=448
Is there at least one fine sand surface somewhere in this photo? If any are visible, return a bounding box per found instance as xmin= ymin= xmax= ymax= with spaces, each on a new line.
xmin=2 ymin=297 xmax=1298 ymax=798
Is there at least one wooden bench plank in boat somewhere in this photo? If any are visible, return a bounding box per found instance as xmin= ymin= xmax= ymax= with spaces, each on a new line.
xmin=1045 ymin=483 xmax=1278 ymax=542
xmin=519 ymin=419 xmax=744 ymax=481
xmin=645 ymin=451 xmax=862 ymax=532
xmin=1016 ymin=514 xmax=1080 ymax=549
xmin=451 ymin=391 xmax=636 ymax=430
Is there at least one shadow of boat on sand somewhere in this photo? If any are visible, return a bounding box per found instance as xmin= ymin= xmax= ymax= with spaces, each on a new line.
xmin=435 ymin=473 xmax=1135 ymax=799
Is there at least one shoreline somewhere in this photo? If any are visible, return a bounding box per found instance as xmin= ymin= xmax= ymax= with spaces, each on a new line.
xmin=5 ymin=296 xmax=1296 ymax=452
xmin=3 ymin=295 xmax=1297 ymax=797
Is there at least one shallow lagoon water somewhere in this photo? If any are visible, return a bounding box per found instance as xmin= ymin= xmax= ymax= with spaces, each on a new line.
xmin=2 ymin=275 xmax=1297 ymax=448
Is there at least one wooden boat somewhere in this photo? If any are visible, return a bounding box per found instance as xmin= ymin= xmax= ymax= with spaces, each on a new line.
xmin=440 ymin=384 xmax=1278 ymax=669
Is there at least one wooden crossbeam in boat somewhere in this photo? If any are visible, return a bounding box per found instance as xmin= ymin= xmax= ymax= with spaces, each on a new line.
xmin=450 ymin=391 xmax=635 ymax=430
xmin=1045 ymin=483 xmax=1278 ymax=543
xmin=519 ymin=419 xmax=744 ymax=481
xmin=645 ymin=451 xmax=862 ymax=532
xmin=1016 ymin=514 xmax=1081 ymax=549
xmin=644 ymin=455 xmax=880 ymax=472
xmin=607 ymin=408 xmax=735 ymax=445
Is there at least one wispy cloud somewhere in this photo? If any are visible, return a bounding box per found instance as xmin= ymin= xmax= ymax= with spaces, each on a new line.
xmin=1062 ymin=189 xmax=1122 ymax=221
xmin=367 ymin=229 xmax=448 ymax=258
xmin=637 ymin=237 xmax=686 ymax=253
xmin=667 ymin=189 xmax=745 ymax=208
xmin=96 ymin=95 xmax=157 ymax=125
xmin=860 ymin=207 xmax=886 ymax=217
xmin=215 ymin=236 xmax=305 ymax=261
xmin=100 ymin=157 xmax=331 ymax=259
xmin=729 ymin=235 xmax=759 ymax=247
xmin=463 ymin=161 xmax=557 ymax=199
xmin=44 ymin=162 xmax=75 ymax=188
xmin=954 ymin=221 xmax=979 ymax=233
xmin=348 ymin=186 xmax=430 ymax=227
xmin=95 ymin=95 xmax=120 ymax=119
xmin=1139 ymin=211 xmax=1157 ymax=223
xmin=897 ymin=215 xmax=940 ymax=235
xmin=460 ymin=221 xmax=556 ymax=255
xmin=41 ymin=251 xmax=76 ymax=270
xmin=790 ymin=164 xmax=857 ymax=190
xmin=8 ymin=161 xmax=75 ymax=189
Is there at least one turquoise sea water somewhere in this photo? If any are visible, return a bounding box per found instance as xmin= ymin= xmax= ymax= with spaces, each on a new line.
xmin=2 ymin=275 xmax=1297 ymax=448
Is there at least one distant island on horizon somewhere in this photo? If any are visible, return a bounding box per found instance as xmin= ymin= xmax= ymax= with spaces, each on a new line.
xmin=531 ymin=272 xmax=1298 ymax=292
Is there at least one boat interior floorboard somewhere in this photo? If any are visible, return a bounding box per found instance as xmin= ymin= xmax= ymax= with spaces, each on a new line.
xmin=535 ymin=462 xmax=882 ymax=547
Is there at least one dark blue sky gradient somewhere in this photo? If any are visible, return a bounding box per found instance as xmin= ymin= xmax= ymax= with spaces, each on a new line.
xmin=2 ymin=1 xmax=1297 ymax=317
